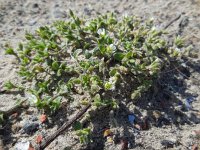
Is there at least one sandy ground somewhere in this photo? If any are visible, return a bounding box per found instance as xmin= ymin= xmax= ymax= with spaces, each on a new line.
xmin=0 ymin=0 xmax=200 ymax=149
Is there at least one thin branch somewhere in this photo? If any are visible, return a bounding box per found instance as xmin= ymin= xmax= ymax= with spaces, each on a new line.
xmin=35 ymin=104 xmax=91 ymax=150
xmin=163 ymin=14 xmax=181 ymax=30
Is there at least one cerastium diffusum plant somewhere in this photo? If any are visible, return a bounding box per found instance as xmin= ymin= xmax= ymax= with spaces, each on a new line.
xmin=4 ymin=10 xmax=188 ymax=144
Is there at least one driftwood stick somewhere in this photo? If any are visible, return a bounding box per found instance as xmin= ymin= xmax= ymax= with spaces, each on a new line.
xmin=35 ymin=104 xmax=91 ymax=150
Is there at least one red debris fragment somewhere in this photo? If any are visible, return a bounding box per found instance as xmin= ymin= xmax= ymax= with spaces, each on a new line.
xmin=192 ymin=144 xmax=198 ymax=150
xmin=120 ymin=138 xmax=128 ymax=150
xmin=12 ymin=112 xmax=18 ymax=118
xmin=28 ymin=144 xmax=35 ymax=150
xmin=36 ymin=135 xmax=43 ymax=144
xmin=134 ymin=117 xmax=149 ymax=130
xmin=40 ymin=114 xmax=47 ymax=123
xmin=141 ymin=117 xmax=149 ymax=130
xmin=10 ymin=112 xmax=18 ymax=120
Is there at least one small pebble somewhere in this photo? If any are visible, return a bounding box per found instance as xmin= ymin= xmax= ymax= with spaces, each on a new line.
xmin=32 ymin=3 xmax=39 ymax=8
xmin=161 ymin=139 xmax=177 ymax=148
xmin=84 ymin=8 xmax=91 ymax=16
xmin=30 ymin=116 xmax=38 ymax=122
xmin=22 ymin=122 xmax=39 ymax=134
xmin=153 ymin=110 xmax=161 ymax=118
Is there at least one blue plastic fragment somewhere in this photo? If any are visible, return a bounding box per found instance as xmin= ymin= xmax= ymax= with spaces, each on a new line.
xmin=178 ymin=101 xmax=182 ymax=106
xmin=186 ymin=97 xmax=195 ymax=103
xmin=185 ymin=97 xmax=195 ymax=110
xmin=128 ymin=114 xmax=135 ymax=124
xmin=185 ymin=100 xmax=191 ymax=110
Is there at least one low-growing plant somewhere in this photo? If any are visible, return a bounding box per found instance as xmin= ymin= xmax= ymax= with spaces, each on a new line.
xmin=76 ymin=128 xmax=91 ymax=144
xmin=4 ymin=10 xmax=187 ymax=143
xmin=72 ymin=121 xmax=92 ymax=144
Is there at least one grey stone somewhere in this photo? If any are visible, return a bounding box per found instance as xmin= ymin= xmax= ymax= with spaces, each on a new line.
xmin=84 ymin=8 xmax=91 ymax=16
xmin=161 ymin=139 xmax=176 ymax=148
xmin=22 ymin=122 xmax=39 ymax=134
xmin=32 ymin=3 xmax=39 ymax=8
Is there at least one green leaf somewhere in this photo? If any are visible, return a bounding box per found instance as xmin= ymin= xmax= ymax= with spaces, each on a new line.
xmin=4 ymin=81 xmax=16 ymax=90
xmin=18 ymin=43 xmax=23 ymax=51
xmin=33 ymin=65 xmax=44 ymax=73
xmin=50 ymin=101 xmax=61 ymax=112
xmin=73 ymin=121 xmax=82 ymax=131
xmin=69 ymin=9 xmax=75 ymax=18
xmin=57 ymin=69 xmax=62 ymax=76
xmin=25 ymin=32 xmax=34 ymax=40
xmin=131 ymin=90 xmax=141 ymax=100
xmin=73 ymin=49 xmax=82 ymax=58
xmin=84 ymin=50 xmax=92 ymax=59
xmin=93 ymin=94 xmax=103 ymax=107
xmin=175 ymin=35 xmax=184 ymax=48
xmin=126 ymin=51 xmax=133 ymax=58
xmin=114 ymin=52 xmax=125 ymax=61
xmin=109 ymin=68 xmax=117 ymax=76
xmin=52 ymin=61 xmax=59 ymax=70
xmin=5 ymin=48 xmax=16 ymax=55
xmin=104 ymin=82 xmax=112 ymax=90
xmin=73 ymin=78 xmax=81 ymax=84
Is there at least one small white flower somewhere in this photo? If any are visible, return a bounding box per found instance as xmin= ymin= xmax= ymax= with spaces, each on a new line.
xmin=154 ymin=57 xmax=161 ymax=63
xmin=110 ymin=84 xmax=116 ymax=91
xmin=97 ymin=28 xmax=106 ymax=36
xmin=109 ymin=76 xmax=116 ymax=83
xmin=109 ymin=44 xmax=116 ymax=51
xmin=150 ymin=17 xmax=154 ymax=21
xmin=181 ymin=63 xmax=187 ymax=67
xmin=175 ymin=48 xmax=181 ymax=52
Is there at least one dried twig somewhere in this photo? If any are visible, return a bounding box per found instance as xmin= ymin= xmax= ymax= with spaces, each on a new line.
xmin=35 ymin=104 xmax=91 ymax=150
xmin=163 ymin=14 xmax=181 ymax=30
